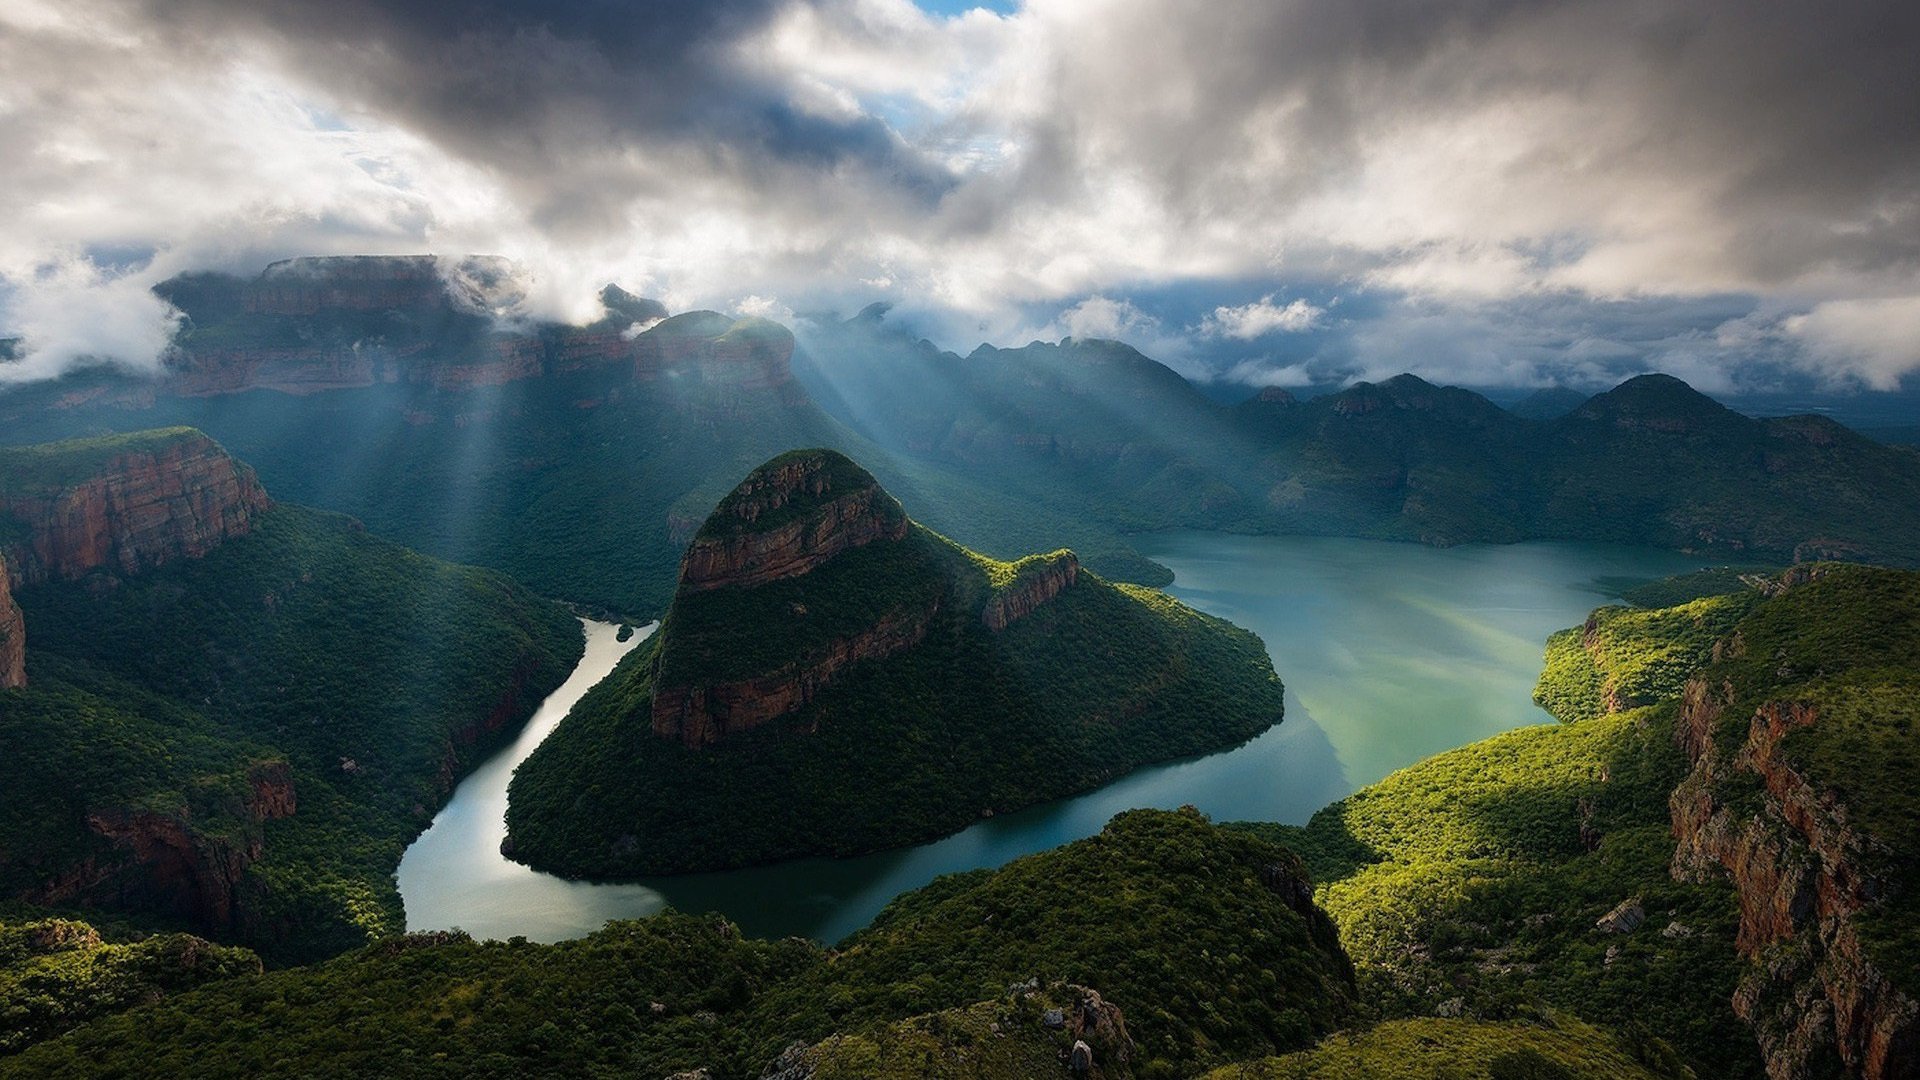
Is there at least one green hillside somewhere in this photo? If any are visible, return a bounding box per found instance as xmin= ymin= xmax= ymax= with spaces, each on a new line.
xmin=504 ymin=451 xmax=1285 ymax=875
xmin=0 ymin=499 xmax=582 ymax=964
xmin=1 ymin=810 xmax=1354 ymax=1080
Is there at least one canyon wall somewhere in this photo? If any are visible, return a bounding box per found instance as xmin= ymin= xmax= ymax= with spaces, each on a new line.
xmin=0 ymin=554 xmax=23 ymax=689
xmin=651 ymin=450 xmax=930 ymax=747
xmin=982 ymin=551 xmax=1080 ymax=631
xmin=0 ymin=431 xmax=270 ymax=585
xmin=1671 ymin=676 xmax=1918 ymax=1080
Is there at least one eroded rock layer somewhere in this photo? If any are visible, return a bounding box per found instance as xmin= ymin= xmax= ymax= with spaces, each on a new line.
xmin=1669 ymin=569 xmax=1920 ymax=1080
xmin=0 ymin=554 xmax=23 ymax=689
xmin=677 ymin=450 xmax=909 ymax=593
xmin=0 ymin=430 xmax=269 ymax=584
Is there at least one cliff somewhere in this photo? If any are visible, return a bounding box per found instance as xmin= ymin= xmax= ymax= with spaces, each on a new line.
xmin=653 ymin=449 xmax=926 ymax=746
xmin=0 ymin=429 xmax=269 ymax=584
xmin=677 ymin=449 xmax=910 ymax=593
xmin=1667 ymin=566 xmax=1920 ymax=1080
xmin=135 ymin=258 xmax=797 ymax=406
xmin=982 ymin=550 xmax=1080 ymax=630
xmin=0 ymin=554 xmax=22 ymax=689
xmin=504 ymin=452 xmax=1286 ymax=877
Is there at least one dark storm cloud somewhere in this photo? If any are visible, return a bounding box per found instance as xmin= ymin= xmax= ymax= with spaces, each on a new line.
xmin=4 ymin=0 xmax=1918 ymax=389
xmin=135 ymin=0 xmax=953 ymax=235
xmin=1003 ymin=0 xmax=1920 ymax=288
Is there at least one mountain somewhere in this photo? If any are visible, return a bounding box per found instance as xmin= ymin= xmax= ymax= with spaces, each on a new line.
xmin=803 ymin=308 xmax=1920 ymax=563
xmin=502 ymin=449 xmax=1285 ymax=875
xmin=0 ymin=258 xmax=1167 ymax=614
xmin=1240 ymin=562 xmax=1920 ymax=1080
xmin=0 ymin=429 xmax=583 ymax=963
xmin=1508 ymin=385 xmax=1593 ymax=420
xmin=3 ymin=809 xmax=1356 ymax=1080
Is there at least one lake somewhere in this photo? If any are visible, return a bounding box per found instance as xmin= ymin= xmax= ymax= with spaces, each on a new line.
xmin=397 ymin=533 xmax=1706 ymax=944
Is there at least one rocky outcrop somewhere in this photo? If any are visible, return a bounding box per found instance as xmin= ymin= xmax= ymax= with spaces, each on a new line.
xmin=983 ymin=552 xmax=1081 ymax=631
xmin=0 ymin=553 xmax=23 ymax=689
xmin=32 ymin=760 xmax=296 ymax=935
xmin=1671 ymin=676 xmax=1918 ymax=1079
xmin=678 ymin=452 xmax=909 ymax=593
xmin=649 ymin=450 xmax=933 ymax=747
xmin=0 ymin=431 xmax=270 ymax=585
xmin=653 ymin=601 xmax=940 ymax=747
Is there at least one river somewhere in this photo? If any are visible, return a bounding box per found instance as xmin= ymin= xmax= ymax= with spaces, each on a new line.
xmin=398 ymin=533 xmax=1706 ymax=944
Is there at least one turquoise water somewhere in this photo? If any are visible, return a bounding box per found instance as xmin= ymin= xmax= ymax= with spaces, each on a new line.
xmin=397 ymin=534 xmax=1705 ymax=944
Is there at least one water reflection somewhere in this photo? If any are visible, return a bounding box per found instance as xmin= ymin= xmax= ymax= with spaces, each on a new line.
xmin=400 ymin=535 xmax=1706 ymax=944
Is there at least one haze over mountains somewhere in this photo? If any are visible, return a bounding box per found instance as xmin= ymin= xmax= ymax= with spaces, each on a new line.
xmin=3 ymin=256 xmax=1917 ymax=621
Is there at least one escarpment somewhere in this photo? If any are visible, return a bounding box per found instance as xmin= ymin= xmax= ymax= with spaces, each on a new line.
xmin=677 ymin=449 xmax=910 ymax=594
xmin=650 ymin=449 xmax=930 ymax=747
xmin=504 ymin=449 xmax=1283 ymax=876
xmin=1666 ymin=566 xmax=1920 ymax=1080
xmin=123 ymin=257 xmax=797 ymax=406
xmin=982 ymin=551 xmax=1080 ymax=630
xmin=40 ymin=761 xmax=298 ymax=936
xmin=0 ymin=429 xmax=269 ymax=584
xmin=0 ymin=554 xmax=23 ymax=689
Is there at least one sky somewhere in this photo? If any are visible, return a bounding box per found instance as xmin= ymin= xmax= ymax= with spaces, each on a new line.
xmin=1 ymin=0 xmax=1918 ymax=395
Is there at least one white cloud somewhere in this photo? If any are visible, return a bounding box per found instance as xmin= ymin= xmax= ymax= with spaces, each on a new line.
xmin=1199 ymin=296 xmax=1327 ymax=339
xmin=1782 ymin=296 xmax=1920 ymax=391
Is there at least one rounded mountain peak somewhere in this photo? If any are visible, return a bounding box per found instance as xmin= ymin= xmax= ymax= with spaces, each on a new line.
xmin=679 ymin=449 xmax=908 ymax=592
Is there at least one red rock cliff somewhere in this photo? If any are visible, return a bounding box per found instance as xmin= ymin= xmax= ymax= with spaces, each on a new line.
xmin=1671 ymin=675 xmax=1918 ymax=1080
xmin=652 ymin=602 xmax=940 ymax=748
xmin=0 ymin=553 xmax=24 ymax=689
xmin=30 ymin=760 xmax=296 ymax=936
xmin=651 ymin=450 xmax=931 ymax=747
xmin=678 ymin=453 xmax=909 ymax=593
xmin=0 ymin=431 xmax=270 ymax=585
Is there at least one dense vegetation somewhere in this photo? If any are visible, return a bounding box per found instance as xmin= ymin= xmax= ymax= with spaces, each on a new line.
xmin=1201 ymin=1016 xmax=1673 ymax=1079
xmin=1531 ymin=591 xmax=1760 ymax=723
xmin=1231 ymin=700 xmax=1759 ymax=1078
xmin=0 ymin=810 xmax=1356 ymax=1079
xmin=0 ymin=504 xmax=582 ymax=963
xmin=506 ymin=457 xmax=1285 ymax=875
xmin=0 ymin=917 xmax=259 ymax=1054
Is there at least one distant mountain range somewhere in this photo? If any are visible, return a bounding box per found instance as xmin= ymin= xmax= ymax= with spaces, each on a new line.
xmin=4 ymin=254 xmax=1917 ymax=617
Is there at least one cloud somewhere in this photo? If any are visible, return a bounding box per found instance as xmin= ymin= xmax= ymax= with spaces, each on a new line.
xmin=1221 ymin=359 xmax=1316 ymax=389
xmin=1199 ymin=296 xmax=1327 ymax=339
xmin=1 ymin=0 xmax=1917 ymax=392
xmin=0 ymin=257 xmax=180 ymax=383
xmin=1782 ymin=297 xmax=1920 ymax=391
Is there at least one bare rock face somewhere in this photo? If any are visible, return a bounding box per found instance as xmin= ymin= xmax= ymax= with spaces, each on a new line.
xmin=31 ymin=758 xmax=296 ymax=935
xmin=651 ymin=450 xmax=930 ymax=748
xmin=0 ymin=553 xmax=23 ymax=689
xmin=677 ymin=451 xmax=909 ymax=594
xmin=0 ymin=430 xmax=270 ymax=585
xmin=652 ymin=603 xmax=940 ymax=748
xmin=1671 ymin=676 xmax=1918 ymax=1080
xmin=982 ymin=552 xmax=1080 ymax=631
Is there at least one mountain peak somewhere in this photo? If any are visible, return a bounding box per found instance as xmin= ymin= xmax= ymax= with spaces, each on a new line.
xmin=679 ymin=449 xmax=907 ymax=593
xmin=1572 ymin=373 xmax=1740 ymax=432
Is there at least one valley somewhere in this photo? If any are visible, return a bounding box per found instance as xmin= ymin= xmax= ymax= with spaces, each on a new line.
xmin=0 ymin=261 xmax=1915 ymax=1078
